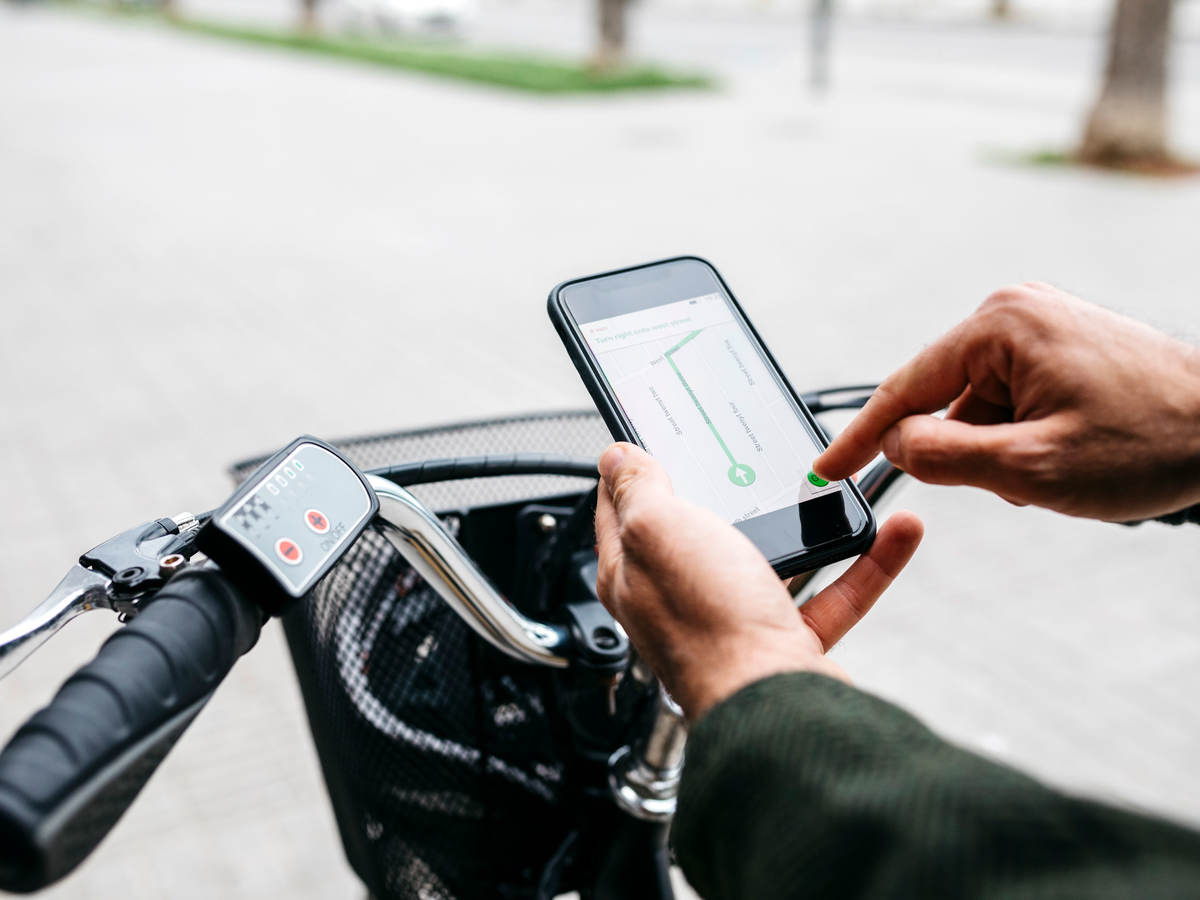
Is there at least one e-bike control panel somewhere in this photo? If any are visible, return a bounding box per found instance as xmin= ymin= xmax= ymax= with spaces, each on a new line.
xmin=198 ymin=436 xmax=378 ymax=611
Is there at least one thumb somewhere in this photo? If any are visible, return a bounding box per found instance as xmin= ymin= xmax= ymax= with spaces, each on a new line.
xmin=598 ymin=443 xmax=674 ymax=517
xmin=881 ymin=415 xmax=1030 ymax=492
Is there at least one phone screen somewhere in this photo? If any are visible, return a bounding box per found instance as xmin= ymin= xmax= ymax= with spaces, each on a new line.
xmin=559 ymin=258 xmax=869 ymax=564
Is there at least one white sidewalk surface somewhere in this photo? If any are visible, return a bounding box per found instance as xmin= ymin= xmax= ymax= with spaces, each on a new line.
xmin=1 ymin=3 xmax=1199 ymax=896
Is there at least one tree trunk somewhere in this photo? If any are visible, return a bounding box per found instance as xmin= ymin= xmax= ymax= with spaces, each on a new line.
xmin=810 ymin=0 xmax=833 ymax=91
xmin=591 ymin=0 xmax=630 ymax=71
xmin=1078 ymin=0 xmax=1173 ymax=167
xmin=299 ymin=0 xmax=319 ymax=33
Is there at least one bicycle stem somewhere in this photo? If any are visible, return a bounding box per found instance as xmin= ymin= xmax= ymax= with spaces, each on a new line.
xmin=608 ymin=682 xmax=687 ymax=822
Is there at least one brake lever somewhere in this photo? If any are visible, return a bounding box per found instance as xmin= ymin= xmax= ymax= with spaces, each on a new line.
xmin=0 ymin=565 xmax=113 ymax=680
xmin=0 ymin=512 xmax=203 ymax=681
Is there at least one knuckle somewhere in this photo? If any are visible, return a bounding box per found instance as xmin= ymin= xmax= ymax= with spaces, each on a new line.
xmin=975 ymin=284 xmax=1061 ymax=347
xmin=619 ymin=507 xmax=660 ymax=549
xmin=1001 ymin=434 xmax=1059 ymax=485
xmin=979 ymin=284 xmax=1036 ymax=318
xmin=900 ymin=425 xmax=938 ymax=461
xmin=978 ymin=286 xmax=1019 ymax=313
xmin=892 ymin=425 xmax=943 ymax=477
xmin=607 ymin=469 xmax=640 ymax=512
xmin=893 ymin=423 xmax=975 ymax=483
xmin=595 ymin=556 xmax=618 ymax=601
xmin=869 ymin=382 xmax=908 ymax=420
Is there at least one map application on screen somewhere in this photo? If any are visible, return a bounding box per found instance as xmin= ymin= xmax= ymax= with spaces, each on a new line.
xmin=579 ymin=293 xmax=840 ymax=525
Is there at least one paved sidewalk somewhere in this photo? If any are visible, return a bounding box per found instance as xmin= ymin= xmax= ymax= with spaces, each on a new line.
xmin=1 ymin=3 xmax=1198 ymax=896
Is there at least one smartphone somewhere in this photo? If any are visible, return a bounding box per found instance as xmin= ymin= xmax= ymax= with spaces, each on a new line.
xmin=548 ymin=256 xmax=875 ymax=578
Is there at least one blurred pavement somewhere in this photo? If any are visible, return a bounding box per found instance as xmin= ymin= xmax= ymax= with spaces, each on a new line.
xmin=1 ymin=2 xmax=1199 ymax=896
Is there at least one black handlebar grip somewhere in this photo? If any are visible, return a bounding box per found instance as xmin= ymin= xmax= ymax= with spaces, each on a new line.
xmin=0 ymin=567 xmax=262 ymax=893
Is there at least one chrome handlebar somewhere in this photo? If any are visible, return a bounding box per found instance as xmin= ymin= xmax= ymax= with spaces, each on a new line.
xmin=0 ymin=478 xmax=577 ymax=677
xmin=0 ymin=449 xmax=903 ymax=823
xmin=367 ymin=474 xmax=573 ymax=668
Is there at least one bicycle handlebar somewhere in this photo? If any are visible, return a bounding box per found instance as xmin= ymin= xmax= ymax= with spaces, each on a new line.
xmin=369 ymin=474 xmax=573 ymax=667
xmin=0 ymin=418 xmax=901 ymax=891
xmin=0 ymin=567 xmax=261 ymax=893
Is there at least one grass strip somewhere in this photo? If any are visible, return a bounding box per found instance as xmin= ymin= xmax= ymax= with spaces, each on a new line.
xmin=984 ymin=147 xmax=1199 ymax=178
xmin=64 ymin=2 xmax=712 ymax=94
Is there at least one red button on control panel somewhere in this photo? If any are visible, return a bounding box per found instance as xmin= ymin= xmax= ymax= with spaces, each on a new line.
xmin=275 ymin=538 xmax=303 ymax=565
xmin=305 ymin=509 xmax=330 ymax=535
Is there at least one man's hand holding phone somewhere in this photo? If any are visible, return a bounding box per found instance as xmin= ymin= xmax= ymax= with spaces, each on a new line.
xmin=551 ymin=257 xmax=877 ymax=577
xmin=595 ymin=443 xmax=923 ymax=721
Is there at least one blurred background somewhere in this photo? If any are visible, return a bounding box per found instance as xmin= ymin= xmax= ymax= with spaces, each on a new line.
xmin=1 ymin=0 xmax=1198 ymax=895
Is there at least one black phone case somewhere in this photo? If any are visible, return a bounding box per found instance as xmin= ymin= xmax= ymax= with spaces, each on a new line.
xmin=547 ymin=255 xmax=876 ymax=578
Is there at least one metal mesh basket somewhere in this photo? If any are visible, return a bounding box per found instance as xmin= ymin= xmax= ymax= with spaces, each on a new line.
xmin=232 ymin=412 xmax=612 ymax=899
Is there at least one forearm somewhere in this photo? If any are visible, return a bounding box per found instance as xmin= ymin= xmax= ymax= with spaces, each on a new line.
xmin=673 ymin=673 xmax=1200 ymax=899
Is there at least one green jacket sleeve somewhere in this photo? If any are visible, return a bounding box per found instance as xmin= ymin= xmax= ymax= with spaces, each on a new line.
xmin=672 ymin=673 xmax=1200 ymax=899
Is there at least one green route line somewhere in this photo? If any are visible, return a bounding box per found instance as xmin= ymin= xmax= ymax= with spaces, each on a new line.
xmin=664 ymin=329 xmax=756 ymax=487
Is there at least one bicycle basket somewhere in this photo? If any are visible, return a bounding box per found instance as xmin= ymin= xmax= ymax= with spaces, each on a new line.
xmin=231 ymin=412 xmax=611 ymax=900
